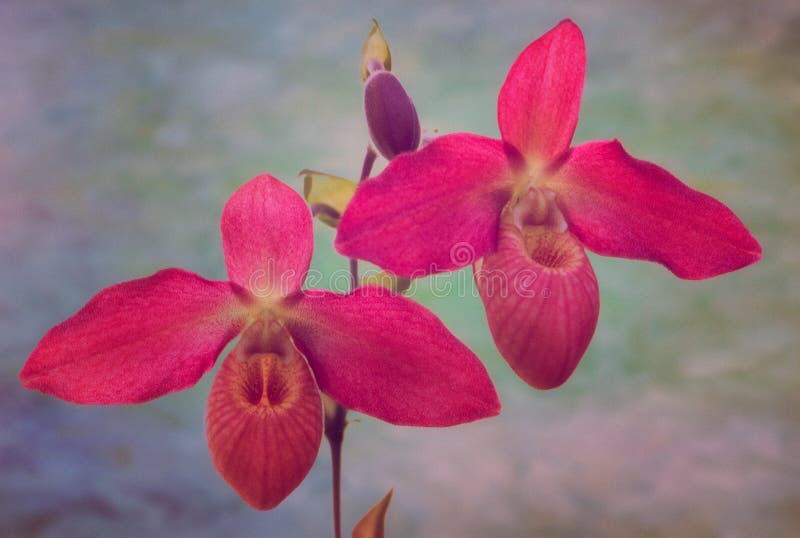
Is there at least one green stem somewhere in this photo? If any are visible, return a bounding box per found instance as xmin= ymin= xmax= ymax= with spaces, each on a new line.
xmin=325 ymin=144 xmax=378 ymax=538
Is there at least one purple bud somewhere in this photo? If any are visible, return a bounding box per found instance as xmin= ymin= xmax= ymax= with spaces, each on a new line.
xmin=364 ymin=71 xmax=421 ymax=160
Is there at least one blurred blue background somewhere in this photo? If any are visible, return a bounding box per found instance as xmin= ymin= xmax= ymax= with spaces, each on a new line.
xmin=1 ymin=1 xmax=798 ymax=536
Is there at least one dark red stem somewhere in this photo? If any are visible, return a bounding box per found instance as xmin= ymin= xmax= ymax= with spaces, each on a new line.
xmin=326 ymin=144 xmax=378 ymax=538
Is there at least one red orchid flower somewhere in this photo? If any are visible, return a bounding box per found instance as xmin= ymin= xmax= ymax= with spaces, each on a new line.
xmin=335 ymin=20 xmax=761 ymax=390
xmin=20 ymin=174 xmax=500 ymax=509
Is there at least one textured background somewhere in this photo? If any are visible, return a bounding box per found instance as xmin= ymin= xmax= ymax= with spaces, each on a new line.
xmin=1 ymin=0 xmax=798 ymax=536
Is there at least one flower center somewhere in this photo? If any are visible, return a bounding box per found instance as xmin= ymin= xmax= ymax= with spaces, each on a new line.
xmin=520 ymin=226 xmax=584 ymax=271
xmin=501 ymin=185 xmax=584 ymax=272
xmin=232 ymin=318 xmax=300 ymax=411
xmin=510 ymin=186 xmax=566 ymax=233
xmin=237 ymin=353 xmax=293 ymax=408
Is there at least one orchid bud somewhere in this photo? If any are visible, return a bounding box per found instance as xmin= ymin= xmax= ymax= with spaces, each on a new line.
xmin=364 ymin=70 xmax=421 ymax=160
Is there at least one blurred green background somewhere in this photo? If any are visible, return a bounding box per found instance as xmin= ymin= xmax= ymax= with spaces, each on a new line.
xmin=1 ymin=1 xmax=798 ymax=536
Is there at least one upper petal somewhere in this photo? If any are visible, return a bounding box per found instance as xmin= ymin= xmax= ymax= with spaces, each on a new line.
xmin=544 ymin=140 xmax=762 ymax=279
xmin=335 ymin=133 xmax=516 ymax=278
xmin=206 ymin=320 xmax=322 ymax=510
xmin=281 ymin=287 xmax=501 ymax=427
xmin=20 ymin=268 xmax=252 ymax=404
xmin=475 ymin=221 xmax=599 ymax=389
xmin=497 ymin=19 xmax=585 ymax=165
xmin=221 ymin=174 xmax=313 ymax=297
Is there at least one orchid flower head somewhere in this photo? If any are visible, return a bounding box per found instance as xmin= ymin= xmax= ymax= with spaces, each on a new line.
xmin=334 ymin=20 xmax=761 ymax=389
xmin=20 ymin=174 xmax=500 ymax=509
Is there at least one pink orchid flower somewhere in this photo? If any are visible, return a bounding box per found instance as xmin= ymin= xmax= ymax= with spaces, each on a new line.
xmin=20 ymin=174 xmax=500 ymax=509
xmin=335 ymin=20 xmax=761 ymax=390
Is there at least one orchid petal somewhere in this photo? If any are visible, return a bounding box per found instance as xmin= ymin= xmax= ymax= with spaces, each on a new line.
xmin=336 ymin=133 xmax=517 ymax=278
xmin=476 ymin=222 xmax=599 ymax=389
xmin=545 ymin=140 xmax=762 ymax=279
xmin=497 ymin=19 xmax=585 ymax=165
xmin=206 ymin=320 xmax=322 ymax=510
xmin=282 ymin=287 xmax=501 ymax=427
xmin=222 ymin=174 xmax=313 ymax=296
xmin=20 ymin=268 xmax=251 ymax=404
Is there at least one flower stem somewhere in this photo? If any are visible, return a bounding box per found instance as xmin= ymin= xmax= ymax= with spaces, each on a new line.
xmin=359 ymin=144 xmax=378 ymax=183
xmin=325 ymin=144 xmax=378 ymax=538
xmin=324 ymin=400 xmax=347 ymax=538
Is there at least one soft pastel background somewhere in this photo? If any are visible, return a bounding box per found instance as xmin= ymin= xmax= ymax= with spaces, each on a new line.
xmin=1 ymin=1 xmax=798 ymax=536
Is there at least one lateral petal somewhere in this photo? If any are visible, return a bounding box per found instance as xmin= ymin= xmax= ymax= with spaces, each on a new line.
xmin=545 ymin=140 xmax=762 ymax=279
xmin=475 ymin=222 xmax=599 ymax=390
xmin=335 ymin=133 xmax=516 ymax=278
xmin=206 ymin=320 xmax=323 ymax=510
xmin=20 ymin=268 xmax=251 ymax=404
xmin=221 ymin=174 xmax=313 ymax=296
xmin=281 ymin=287 xmax=501 ymax=427
xmin=497 ymin=19 xmax=585 ymax=165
